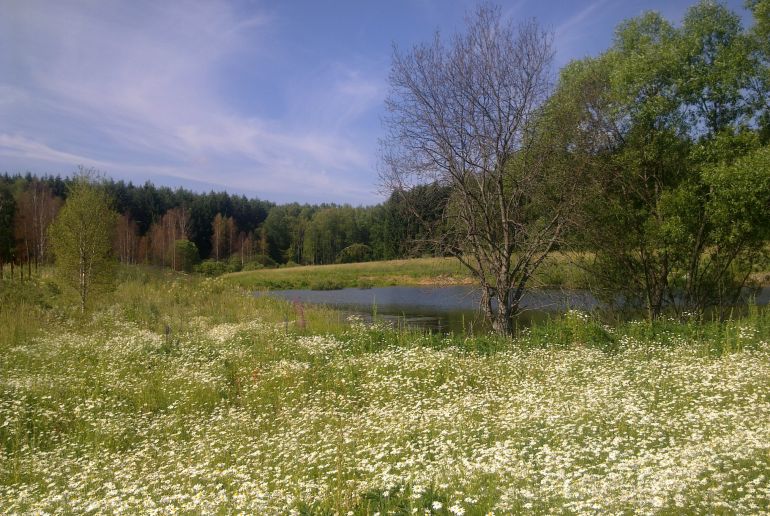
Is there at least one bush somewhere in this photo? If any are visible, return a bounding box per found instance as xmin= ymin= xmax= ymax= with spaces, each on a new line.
xmin=174 ymin=239 xmax=200 ymax=272
xmin=241 ymin=261 xmax=264 ymax=271
xmin=336 ymin=243 xmax=373 ymax=264
xmin=253 ymin=254 xmax=277 ymax=268
xmin=226 ymin=255 xmax=243 ymax=273
xmin=196 ymin=259 xmax=228 ymax=276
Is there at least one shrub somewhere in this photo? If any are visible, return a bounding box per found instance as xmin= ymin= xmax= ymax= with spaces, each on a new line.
xmin=336 ymin=243 xmax=373 ymax=264
xmin=252 ymin=254 xmax=278 ymax=268
xmin=174 ymin=239 xmax=200 ymax=272
xmin=241 ymin=261 xmax=264 ymax=271
xmin=226 ymin=255 xmax=243 ymax=273
xmin=196 ymin=259 xmax=228 ymax=276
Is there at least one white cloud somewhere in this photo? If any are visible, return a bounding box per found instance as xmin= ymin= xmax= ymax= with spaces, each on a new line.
xmin=0 ymin=0 xmax=382 ymax=203
xmin=551 ymin=0 xmax=614 ymax=62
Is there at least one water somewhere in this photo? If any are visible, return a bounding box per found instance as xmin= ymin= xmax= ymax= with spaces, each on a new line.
xmin=262 ymin=284 xmax=770 ymax=333
xmin=263 ymin=285 xmax=599 ymax=333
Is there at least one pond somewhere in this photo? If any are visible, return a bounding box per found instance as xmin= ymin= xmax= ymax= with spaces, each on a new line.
xmin=263 ymin=285 xmax=599 ymax=333
xmin=262 ymin=284 xmax=770 ymax=334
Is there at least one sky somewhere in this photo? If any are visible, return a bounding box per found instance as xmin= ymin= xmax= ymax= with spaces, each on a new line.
xmin=0 ymin=0 xmax=753 ymax=205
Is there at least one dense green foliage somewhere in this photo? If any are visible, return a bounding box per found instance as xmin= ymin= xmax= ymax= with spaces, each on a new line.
xmin=0 ymin=174 xmax=444 ymax=270
xmin=555 ymin=1 xmax=770 ymax=319
xmin=173 ymin=239 xmax=200 ymax=272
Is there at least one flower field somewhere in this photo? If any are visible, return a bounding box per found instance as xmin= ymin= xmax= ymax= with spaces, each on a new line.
xmin=1 ymin=276 xmax=770 ymax=514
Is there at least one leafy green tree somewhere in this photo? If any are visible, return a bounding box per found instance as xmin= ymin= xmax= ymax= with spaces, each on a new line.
xmin=747 ymin=0 xmax=770 ymax=142
xmin=49 ymin=175 xmax=117 ymax=312
xmin=303 ymin=207 xmax=358 ymax=265
xmin=173 ymin=239 xmax=199 ymax=272
xmin=557 ymin=1 xmax=770 ymax=319
xmin=263 ymin=204 xmax=313 ymax=264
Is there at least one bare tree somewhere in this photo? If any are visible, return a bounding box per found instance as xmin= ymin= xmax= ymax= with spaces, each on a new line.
xmin=114 ymin=212 xmax=139 ymax=265
xmin=145 ymin=207 xmax=191 ymax=269
xmin=226 ymin=216 xmax=238 ymax=258
xmin=165 ymin=207 xmax=190 ymax=270
xmin=381 ymin=4 xmax=568 ymax=334
xmin=15 ymin=181 xmax=62 ymax=272
xmin=211 ymin=213 xmax=227 ymax=261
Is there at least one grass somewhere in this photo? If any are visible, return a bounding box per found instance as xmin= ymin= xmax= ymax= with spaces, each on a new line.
xmin=1 ymin=268 xmax=769 ymax=513
xmin=224 ymin=254 xmax=591 ymax=291
xmin=224 ymin=256 xmax=471 ymax=290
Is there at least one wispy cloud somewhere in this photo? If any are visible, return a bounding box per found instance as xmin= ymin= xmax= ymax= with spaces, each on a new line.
xmin=0 ymin=0 xmax=383 ymax=203
xmin=554 ymin=0 xmax=611 ymax=36
xmin=550 ymin=0 xmax=615 ymax=64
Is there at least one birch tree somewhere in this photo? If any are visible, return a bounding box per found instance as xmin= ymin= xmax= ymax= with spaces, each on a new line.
xmin=50 ymin=174 xmax=116 ymax=312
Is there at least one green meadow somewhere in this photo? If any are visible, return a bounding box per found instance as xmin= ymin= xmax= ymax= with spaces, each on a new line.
xmin=2 ymin=268 xmax=769 ymax=513
xmin=224 ymin=255 xmax=588 ymax=291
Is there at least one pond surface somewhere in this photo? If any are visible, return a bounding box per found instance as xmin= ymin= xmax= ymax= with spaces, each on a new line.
xmin=264 ymin=285 xmax=599 ymax=333
xmin=263 ymin=284 xmax=770 ymax=333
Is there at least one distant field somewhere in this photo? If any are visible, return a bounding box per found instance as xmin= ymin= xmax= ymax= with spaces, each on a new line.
xmin=224 ymin=255 xmax=588 ymax=290
xmin=224 ymin=257 xmax=473 ymax=290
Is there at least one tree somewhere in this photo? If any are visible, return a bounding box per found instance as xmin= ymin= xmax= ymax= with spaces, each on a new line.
xmin=747 ymin=0 xmax=770 ymax=143
xmin=303 ymin=207 xmax=358 ymax=265
xmin=49 ymin=174 xmax=117 ymax=312
xmin=263 ymin=204 xmax=308 ymax=264
xmin=0 ymin=186 xmax=14 ymax=279
xmin=556 ymin=2 xmax=770 ymax=319
xmin=164 ymin=207 xmax=190 ymax=270
xmin=226 ymin=215 xmax=238 ymax=258
xmin=174 ymin=239 xmax=199 ymax=272
xmin=14 ymin=181 xmax=62 ymax=270
xmin=114 ymin=212 xmax=139 ymax=264
xmin=381 ymin=4 xmax=569 ymax=334
xmin=209 ymin=212 xmax=238 ymax=262
xmin=211 ymin=212 xmax=227 ymax=261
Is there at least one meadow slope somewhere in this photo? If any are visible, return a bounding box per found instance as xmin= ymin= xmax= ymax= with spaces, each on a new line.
xmin=223 ymin=255 xmax=588 ymax=291
xmin=1 ymin=274 xmax=769 ymax=514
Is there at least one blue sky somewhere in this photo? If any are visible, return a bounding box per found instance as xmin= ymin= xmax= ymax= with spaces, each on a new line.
xmin=0 ymin=0 xmax=752 ymax=204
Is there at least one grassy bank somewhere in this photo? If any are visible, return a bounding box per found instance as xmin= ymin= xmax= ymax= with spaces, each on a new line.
xmin=1 ymin=270 xmax=769 ymax=513
xmin=224 ymin=255 xmax=589 ymax=291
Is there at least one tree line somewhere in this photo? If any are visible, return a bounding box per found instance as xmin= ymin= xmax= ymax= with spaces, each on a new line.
xmin=0 ymin=172 xmax=447 ymax=278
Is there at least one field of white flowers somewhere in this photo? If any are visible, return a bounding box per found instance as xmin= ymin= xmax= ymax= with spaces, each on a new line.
xmin=1 ymin=276 xmax=770 ymax=514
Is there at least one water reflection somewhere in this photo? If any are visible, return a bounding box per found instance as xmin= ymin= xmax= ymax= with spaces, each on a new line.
xmin=260 ymin=284 xmax=770 ymax=334
xmin=262 ymin=285 xmax=599 ymax=333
